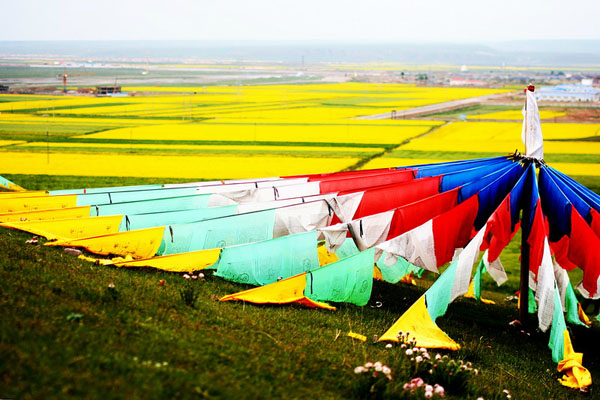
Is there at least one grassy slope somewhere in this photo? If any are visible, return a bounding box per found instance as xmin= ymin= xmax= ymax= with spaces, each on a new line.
xmin=1 ymin=175 xmax=599 ymax=399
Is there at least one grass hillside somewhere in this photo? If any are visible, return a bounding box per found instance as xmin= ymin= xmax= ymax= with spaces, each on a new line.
xmin=1 ymin=175 xmax=599 ymax=399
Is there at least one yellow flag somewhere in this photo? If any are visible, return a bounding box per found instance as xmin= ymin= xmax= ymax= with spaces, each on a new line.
xmin=0 ymin=206 xmax=91 ymax=223
xmin=0 ymin=194 xmax=77 ymax=213
xmin=114 ymin=248 xmax=221 ymax=273
xmin=47 ymin=226 xmax=165 ymax=259
xmin=464 ymin=280 xmax=496 ymax=304
xmin=0 ymin=182 xmax=27 ymax=192
xmin=0 ymin=191 xmax=46 ymax=198
xmin=577 ymin=303 xmax=592 ymax=327
xmin=379 ymin=295 xmax=460 ymax=350
xmin=317 ymin=244 xmax=339 ymax=266
xmin=558 ymin=329 xmax=592 ymax=389
xmin=2 ymin=215 xmax=123 ymax=241
xmin=220 ymin=273 xmax=335 ymax=310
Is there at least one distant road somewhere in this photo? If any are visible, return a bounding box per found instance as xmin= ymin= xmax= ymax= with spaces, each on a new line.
xmin=356 ymin=91 xmax=520 ymax=120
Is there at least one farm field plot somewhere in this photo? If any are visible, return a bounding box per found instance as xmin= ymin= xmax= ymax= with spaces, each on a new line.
xmin=399 ymin=121 xmax=600 ymax=155
xmin=79 ymin=121 xmax=439 ymax=145
xmin=0 ymin=151 xmax=359 ymax=179
xmin=467 ymin=109 xmax=566 ymax=120
xmin=1 ymin=84 xmax=510 ymax=120
xmin=0 ymin=83 xmax=597 ymax=181
xmin=11 ymin=142 xmax=382 ymax=158
xmin=361 ymin=120 xmax=600 ymax=174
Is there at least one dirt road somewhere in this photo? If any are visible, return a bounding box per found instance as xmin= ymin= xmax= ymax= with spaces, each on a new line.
xmin=356 ymin=91 xmax=520 ymax=120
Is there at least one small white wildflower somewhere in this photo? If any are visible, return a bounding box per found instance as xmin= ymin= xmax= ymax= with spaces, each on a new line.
xmin=191 ymin=275 xmax=198 ymax=280
xmin=183 ymin=274 xmax=190 ymax=280
xmin=382 ymin=366 xmax=391 ymax=375
xmin=198 ymin=273 xmax=205 ymax=279
xmin=354 ymin=366 xmax=366 ymax=374
xmin=435 ymin=354 xmax=442 ymax=360
xmin=434 ymin=386 xmax=445 ymax=395
xmin=425 ymin=384 xmax=433 ymax=392
xmin=386 ymin=343 xmax=393 ymax=349
xmin=374 ymin=361 xmax=383 ymax=369
xmin=406 ymin=349 xmax=413 ymax=356
xmin=420 ymin=347 xmax=427 ymax=353
xmin=477 ymin=397 xmax=484 ymax=400
xmin=507 ymin=396 xmax=512 ymax=400
xmin=424 ymin=391 xmax=433 ymax=398
xmin=503 ymin=390 xmax=509 ymax=394
xmin=474 ymin=368 xmax=479 ymax=375
xmin=155 ymin=362 xmax=162 ymax=368
xmin=401 ymin=343 xmax=407 ymax=349
xmin=415 ymin=356 xmax=423 ymax=362
xmin=365 ymin=362 xmax=373 ymax=368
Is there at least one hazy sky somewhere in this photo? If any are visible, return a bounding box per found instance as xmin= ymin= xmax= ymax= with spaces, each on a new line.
xmin=1 ymin=0 xmax=599 ymax=42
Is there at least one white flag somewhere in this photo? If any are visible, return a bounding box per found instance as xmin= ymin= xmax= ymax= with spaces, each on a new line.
xmin=521 ymin=89 xmax=544 ymax=159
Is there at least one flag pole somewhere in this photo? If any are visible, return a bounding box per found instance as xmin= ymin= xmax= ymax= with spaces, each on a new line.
xmin=519 ymin=222 xmax=530 ymax=326
xmin=518 ymin=83 xmax=535 ymax=326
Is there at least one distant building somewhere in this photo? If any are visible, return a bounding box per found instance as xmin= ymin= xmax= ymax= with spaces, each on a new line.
xmin=536 ymin=84 xmax=600 ymax=102
xmin=95 ymin=86 xmax=122 ymax=96
xmin=449 ymin=78 xmax=486 ymax=86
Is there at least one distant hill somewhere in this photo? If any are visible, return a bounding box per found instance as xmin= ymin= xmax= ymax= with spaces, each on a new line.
xmin=1 ymin=40 xmax=599 ymax=67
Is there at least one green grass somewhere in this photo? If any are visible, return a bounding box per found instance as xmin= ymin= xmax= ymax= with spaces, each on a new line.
xmin=0 ymin=174 xmax=204 ymax=191
xmin=1 ymin=145 xmax=378 ymax=158
xmin=1 ymin=226 xmax=598 ymax=399
xmin=1 ymin=174 xmax=599 ymax=399
xmin=0 ymin=123 xmax=119 ymax=138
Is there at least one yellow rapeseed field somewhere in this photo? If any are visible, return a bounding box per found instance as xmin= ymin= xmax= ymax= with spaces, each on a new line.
xmin=0 ymin=113 xmax=182 ymax=127
xmin=15 ymin=142 xmax=382 ymax=154
xmin=547 ymin=163 xmax=600 ymax=176
xmin=0 ymin=140 xmax=26 ymax=147
xmin=359 ymin=157 xmax=459 ymax=170
xmin=401 ymin=121 xmax=600 ymax=154
xmin=0 ymin=151 xmax=358 ymax=179
xmin=1 ymin=83 xmax=597 ymax=180
xmin=20 ymin=83 xmax=511 ymax=120
xmin=79 ymin=122 xmax=436 ymax=145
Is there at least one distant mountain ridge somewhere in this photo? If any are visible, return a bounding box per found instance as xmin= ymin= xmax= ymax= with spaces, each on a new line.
xmin=1 ymin=40 xmax=599 ymax=67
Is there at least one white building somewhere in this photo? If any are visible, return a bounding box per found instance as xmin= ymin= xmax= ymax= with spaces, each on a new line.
xmin=536 ymin=84 xmax=600 ymax=102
